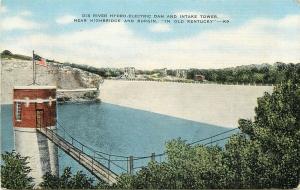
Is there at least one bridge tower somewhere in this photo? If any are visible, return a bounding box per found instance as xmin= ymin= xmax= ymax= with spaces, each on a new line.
xmin=13 ymin=86 xmax=58 ymax=186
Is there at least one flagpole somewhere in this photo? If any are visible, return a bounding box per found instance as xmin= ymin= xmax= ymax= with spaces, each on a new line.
xmin=32 ymin=50 xmax=35 ymax=84
xmin=33 ymin=50 xmax=37 ymax=85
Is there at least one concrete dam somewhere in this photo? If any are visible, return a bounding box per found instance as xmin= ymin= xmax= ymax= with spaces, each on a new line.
xmin=100 ymin=80 xmax=273 ymax=128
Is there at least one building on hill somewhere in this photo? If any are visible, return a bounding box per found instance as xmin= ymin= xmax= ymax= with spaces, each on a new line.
xmin=124 ymin=67 xmax=135 ymax=79
xmin=194 ymin=74 xmax=205 ymax=81
xmin=175 ymin=69 xmax=187 ymax=78
xmin=160 ymin=68 xmax=167 ymax=77
xmin=154 ymin=68 xmax=168 ymax=77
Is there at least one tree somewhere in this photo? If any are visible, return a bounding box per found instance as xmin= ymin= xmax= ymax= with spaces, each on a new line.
xmin=1 ymin=150 xmax=34 ymax=189
xmin=40 ymin=167 xmax=95 ymax=189
xmin=223 ymin=134 xmax=272 ymax=189
xmin=115 ymin=139 xmax=227 ymax=189
xmin=1 ymin=50 xmax=12 ymax=56
xmin=238 ymin=74 xmax=300 ymax=188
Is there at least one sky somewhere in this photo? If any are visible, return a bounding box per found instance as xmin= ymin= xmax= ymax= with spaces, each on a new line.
xmin=1 ymin=0 xmax=300 ymax=69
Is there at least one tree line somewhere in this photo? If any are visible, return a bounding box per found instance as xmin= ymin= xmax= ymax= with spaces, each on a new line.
xmin=186 ymin=62 xmax=299 ymax=84
xmin=2 ymin=50 xmax=299 ymax=84
xmin=63 ymin=62 xmax=300 ymax=85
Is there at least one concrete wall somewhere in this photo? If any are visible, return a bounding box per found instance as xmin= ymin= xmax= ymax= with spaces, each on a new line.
xmin=14 ymin=127 xmax=58 ymax=187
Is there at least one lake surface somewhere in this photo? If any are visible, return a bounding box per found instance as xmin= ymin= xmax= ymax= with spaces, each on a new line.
xmin=1 ymin=102 xmax=233 ymax=177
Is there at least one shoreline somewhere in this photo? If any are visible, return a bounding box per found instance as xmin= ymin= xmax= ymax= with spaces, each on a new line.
xmin=106 ymin=78 xmax=275 ymax=87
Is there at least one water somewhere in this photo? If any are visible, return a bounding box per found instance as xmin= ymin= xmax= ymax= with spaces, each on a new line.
xmin=1 ymin=102 xmax=232 ymax=178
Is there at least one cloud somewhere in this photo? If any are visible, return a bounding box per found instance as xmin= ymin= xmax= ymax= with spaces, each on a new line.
xmin=0 ymin=9 xmax=44 ymax=31
xmin=0 ymin=16 xmax=42 ymax=31
xmin=278 ymin=14 xmax=300 ymax=28
xmin=19 ymin=10 xmax=32 ymax=16
xmin=2 ymin=14 xmax=300 ymax=69
xmin=149 ymin=23 xmax=171 ymax=32
xmin=0 ymin=5 xmax=7 ymax=14
xmin=217 ymin=14 xmax=230 ymax=20
xmin=56 ymin=15 xmax=76 ymax=25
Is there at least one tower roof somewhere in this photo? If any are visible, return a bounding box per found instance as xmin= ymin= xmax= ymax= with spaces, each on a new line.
xmin=14 ymin=85 xmax=56 ymax=90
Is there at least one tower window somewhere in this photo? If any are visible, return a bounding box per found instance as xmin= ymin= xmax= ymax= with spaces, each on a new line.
xmin=16 ymin=102 xmax=22 ymax=121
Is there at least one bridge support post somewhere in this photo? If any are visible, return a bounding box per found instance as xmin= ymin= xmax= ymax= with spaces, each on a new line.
xmin=151 ymin=153 xmax=155 ymax=162
xmin=108 ymin=155 xmax=111 ymax=170
xmin=128 ymin=156 xmax=133 ymax=175
xmin=91 ymin=152 xmax=94 ymax=172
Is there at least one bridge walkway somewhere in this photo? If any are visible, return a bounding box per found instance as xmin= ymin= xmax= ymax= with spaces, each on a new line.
xmin=37 ymin=127 xmax=118 ymax=185
xmin=37 ymin=121 xmax=238 ymax=185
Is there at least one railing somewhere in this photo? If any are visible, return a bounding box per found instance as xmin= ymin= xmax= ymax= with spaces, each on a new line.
xmin=56 ymin=121 xmax=130 ymax=174
xmin=37 ymin=125 xmax=118 ymax=184
xmin=188 ymin=128 xmax=238 ymax=146
xmin=38 ymin=121 xmax=239 ymax=178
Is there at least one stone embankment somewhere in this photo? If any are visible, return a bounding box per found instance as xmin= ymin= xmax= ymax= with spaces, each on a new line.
xmin=1 ymin=59 xmax=103 ymax=104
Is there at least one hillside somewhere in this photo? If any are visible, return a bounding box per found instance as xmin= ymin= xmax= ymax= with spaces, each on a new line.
xmin=1 ymin=54 xmax=103 ymax=104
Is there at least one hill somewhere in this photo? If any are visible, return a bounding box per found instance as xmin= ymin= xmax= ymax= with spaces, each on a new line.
xmin=1 ymin=50 xmax=103 ymax=104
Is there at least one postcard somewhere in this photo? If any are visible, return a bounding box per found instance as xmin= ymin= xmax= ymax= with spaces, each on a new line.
xmin=1 ymin=0 xmax=299 ymax=189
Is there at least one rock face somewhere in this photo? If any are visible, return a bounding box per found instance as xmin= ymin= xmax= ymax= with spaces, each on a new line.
xmin=1 ymin=59 xmax=103 ymax=104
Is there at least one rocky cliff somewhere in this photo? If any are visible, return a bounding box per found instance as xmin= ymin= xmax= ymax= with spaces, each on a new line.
xmin=1 ymin=58 xmax=103 ymax=104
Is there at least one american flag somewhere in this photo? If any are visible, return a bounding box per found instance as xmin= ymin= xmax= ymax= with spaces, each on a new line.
xmin=37 ymin=58 xmax=47 ymax=67
xmin=34 ymin=53 xmax=47 ymax=67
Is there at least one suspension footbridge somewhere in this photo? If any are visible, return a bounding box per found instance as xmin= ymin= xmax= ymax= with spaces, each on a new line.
xmin=37 ymin=121 xmax=238 ymax=184
xmin=37 ymin=126 xmax=118 ymax=185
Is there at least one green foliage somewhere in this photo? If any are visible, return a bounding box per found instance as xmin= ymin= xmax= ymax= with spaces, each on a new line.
xmin=1 ymin=50 xmax=31 ymax=60
xmin=1 ymin=150 xmax=34 ymax=189
xmin=116 ymin=139 xmax=227 ymax=189
xmin=186 ymin=63 xmax=299 ymax=84
xmin=238 ymin=74 xmax=300 ymax=188
xmin=1 ymin=50 xmax=12 ymax=56
xmin=222 ymin=134 xmax=271 ymax=188
xmin=64 ymin=60 xmax=299 ymax=84
xmin=40 ymin=167 xmax=95 ymax=189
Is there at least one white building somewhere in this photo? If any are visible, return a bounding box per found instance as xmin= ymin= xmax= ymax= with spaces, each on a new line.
xmin=160 ymin=68 xmax=167 ymax=77
xmin=175 ymin=69 xmax=187 ymax=78
xmin=124 ymin=67 xmax=135 ymax=79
